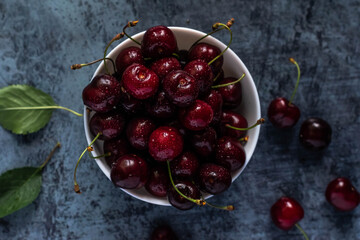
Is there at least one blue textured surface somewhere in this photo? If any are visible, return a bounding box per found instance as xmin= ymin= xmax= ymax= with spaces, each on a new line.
xmin=0 ymin=1 xmax=359 ymax=239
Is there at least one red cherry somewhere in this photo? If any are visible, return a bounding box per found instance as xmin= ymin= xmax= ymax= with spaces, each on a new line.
xmin=178 ymin=100 xmax=213 ymax=131
xmin=145 ymin=165 xmax=169 ymax=197
xmin=325 ymin=177 xmax=359 ymax=211
xmin=150 ymin=57 xmax=181 ymax=82
xmin=215 ymin=136 xmax=246 ymax=171
xmin=184 ymin=59 xmax=214 ymax=95
xmin=271 ymin=196 xmax=304 ymax=231
xmin=115 ymin=46 xmax=145 ymax=75
xmin=299 ymin=117 xmax=332 ymax=150
xmin=89 ymin=111 xmax=126 ymax=141
xmin=268 ymin=97 xmax=300 ymax=128
xmin=188 ymin=42 xmax=223 ymax=75
xmin=216 ymin=77 xmax=242 ymax=108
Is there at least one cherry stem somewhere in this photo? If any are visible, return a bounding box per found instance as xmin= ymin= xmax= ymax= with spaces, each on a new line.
xmin=226 ymin=118 xmax=265 ymax=131
xmin=123 ymin=20 xmax=141 ymax=45
xmin=212 ymin=73 xmax=245 ymax=89
xmin=191 ymin=18 xmax=234 ymax=48
xmin=166 ymin=161 xmax=234 ymax=211
xmin=288 ymin=58 xmax=301 ymax=105
xmin=238 ymin=136 xmax=249 ymax=142
xmin=172 ymin=52 xmax=180 ymax=59
xmin=212 ymin=70 xmax=222 ymax=82
xmin=71 ymin=58 xmax=116 ymax=72
xmin=208 ymin=23 xmax=232 ymax=66
xmin=39 ymin=142 xmax=61 ymax=170
xmin=0 ymin=106 xmax=83 ymax=117
xmin=87 ymin=151 xmax=111 ymax=159
xmin=295 ymin=223 xmax=309 ymax=240
xmin=74 ymin=132 xmax=102 ymax=194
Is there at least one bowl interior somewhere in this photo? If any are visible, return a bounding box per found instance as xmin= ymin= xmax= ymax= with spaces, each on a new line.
xmin=84 ymin=27 xmax=261 ymax=206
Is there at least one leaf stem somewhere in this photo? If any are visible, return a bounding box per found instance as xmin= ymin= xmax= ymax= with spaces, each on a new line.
xmin=295 ymin=223 xmax=309 ymax=240
xmin=39 ymin=142 xmax=61 ymax=170
xmin=0 ymin=106 xmax=83 ymax=117
xmin=288 ymin=58 xmax=301 ymax=105
xmin=212 ymin=73 xmax=245 ymax=89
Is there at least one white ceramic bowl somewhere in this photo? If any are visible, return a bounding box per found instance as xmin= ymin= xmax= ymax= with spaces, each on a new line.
xmin=84 ymin=27 xmax=261 ymax=206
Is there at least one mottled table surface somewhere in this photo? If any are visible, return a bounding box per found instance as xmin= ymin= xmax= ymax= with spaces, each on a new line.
xmin=0 ymin=1 xmax=359 ymax=239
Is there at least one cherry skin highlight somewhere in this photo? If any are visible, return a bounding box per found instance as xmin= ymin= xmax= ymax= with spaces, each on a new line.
xmin=168 ymin=180 xmax=200 ymax=210
xmin=220 ymin=110 xmax=248 ymax=138
xmin=299 ymin=117 xmax=332 ymax=150
xmin=115 ymin=46 xmax=145 ymax=75
xmin=184 ymin=59 xmax=214 ymax=95
xmin=126 ymin=117 xmax=157 ymax=150
xmin=268 ymin=97 xmax=300 ymax=128
xmin=145 ymin=165 xmax=169 ymax=197
xmin=198 ymin=163 xmax=232 ymax=195
xmin=103 ymin=136 xmax=131 ymax=167
xmin=217 ymin=77 xmax=242 ymax=108
xmin=89 ymin=111 xmax=126 ymax=140
xmin=170 ymin=151 xmax=199 ymax=178
xmin=202 ymin=90 xmax=223 ymax=124
xmin=150 ymin=57 xmax=181 ymax=82
xmin=270 ymin=196 xmax=304 ymax=231
xmin=178 ymin=100 xmax=213 ymax=131
xmin=325 ymin=177 xmax=359 ymax=211
xmin=188 ymin=42 xmax=223 ymax=75
xmin=215 ymin=136 xmax=246 ymax=171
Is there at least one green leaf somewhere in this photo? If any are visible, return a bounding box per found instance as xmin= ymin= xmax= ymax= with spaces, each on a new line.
xmin=0 ymin=85 xmax=55 ymax=134
xmin=0 ymin=167 xmax=42 ymax=218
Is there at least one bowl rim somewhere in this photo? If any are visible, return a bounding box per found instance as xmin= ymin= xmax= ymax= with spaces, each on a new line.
xmin=83 ymin=26 xmax=261 ymax=206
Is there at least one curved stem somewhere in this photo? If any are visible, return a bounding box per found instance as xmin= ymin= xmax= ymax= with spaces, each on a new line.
xmin=295 ymin=223 xmax=309 ymax=240
xmin=212 ymin=70 xmax=222 ymax=82
xmin=172 ymin=52 xmax=180 ymax=59
xmin=74 ymin=132 xmax=102 ymax=194
xmin=226 ymin=118 xmax=265 ymax=131
xmin=212 ymin=73 xmax=245 ymax=89
xmin=208 ymin=23 xmax=232 ymax=66
xmin=288 ymin=58 xmax=301 ymax=105
xmin=0 ymin=106 xmax=83 ymax=117
xmin=206 ymin=202 xmax=234 ymax=211
xmin=39 ymin=142 xmax=61 ymax=170
xmin=71 ymin=58 xmax=116 ymax=73
xmin=123 ymin=20 xmax=141 ymax=45
xmin=87 ymin=151 xmax=111 ymax=159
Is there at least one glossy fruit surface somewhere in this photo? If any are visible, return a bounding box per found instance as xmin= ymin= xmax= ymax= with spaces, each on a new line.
xmin=202 ymin=90 xmax=223 ymax=124
xmin=150 ymin=57 xmax=181 ymax=81
xmin=178 ymin=100 xmax=213 ymax=131
xmin=268 ymin=97 xmax=300 ymax=128
xmin=168 ymin=180 xmax=200 ymax=210
xmin=146 ymin=91 xmax=176 ymax=119
xmin=215 ymin=136 xmax=246 ymax=171
xmin=145 ymin=165 xmax=169 ymax=197
xmin=271 ymin=196 xmax=304 ymax=231
xmin=115 ymin=46 xmax=145 ymax=74
xmin=89 ymin=111 xmax=126 ymax=140
xmin=220 ymin=111 xmax=248 ymax=138
xmin=190 ymin=127 xmax=217 ymax=157
xmin=118 ymin=88 xmax=144 ymax=114
xmin=103 ymin=136 xmax=131 ymax=167
xmin=188 ymin=42 xmax=223 ymax=75
xmin=217 ymin=77 xmax=242 ymax=108
xmin=126 ymin=117 xmax=156 ymax=150
xmin=170 ymin=151 xmax=199 ymax=178
xmin=198 ymin=163 xmax=232 ymax=195
xmin=299 ymin=117 xmax=332 ymax=150
xmin=184 ymin=59 xmax=213 ymax=95
xmin=325 ymin=177 xmax=360 ymax=211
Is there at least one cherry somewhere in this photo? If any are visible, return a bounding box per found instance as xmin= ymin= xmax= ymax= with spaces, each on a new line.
xmin=198 ymin=163 xmax=232 ymax=195
xmin=190 ymin=127 xmax=217 ymax=157
xmin=151 ymin=225 xmax=178 ymax=240
xmin=220 ymin=110 xmax=248 ymax=138
xmin=115 ymin=46 xmax=145 ymax=75
xmin=163 ymin=70 xmax=199 ymax=107
xmin=110 ymin=154 xmax=148 ymax=189
xmin=168 ymin=180 xmax=201 ymax=210
xmin=215 ymin=136 xmax=246 ymax=171
xmin=89 ymin=111 xmax=126 ymax=140
xmin=145 ymin=165 xmax=169 ymax=197
xmin=118 ymin=88 xmax=144 ymax=114
xmin=216 ymin=77 xmax=242 ymax=108
xmin=150 ymin=57 xmax=181 ymax=82
xmin=178 ymin=100 xmax=213 ymax=131
xmin=170 ymin=151 xmax=199 ymax=178
xmin=271 ymin=197 xmax=305 ymax=233
xmin=82 ymin=74 xmax=122 ymax=112
xmin=148 ymin=126 xmax=183 ymax=162
xmin=146 ymin=91 xmax=176 ymax=119
xmin=103 ymin=136 xmax=131 ymax=167
xmin=142 ymin=25 xmax=178 ymax=59
xmin=268 ymin=58 xmax=301 ymax=128
xmin=184 ymin=59 xmax=214 ymax=95
xmin=126 ymin=117 xmax=157 ymax=150
xmin=268 ymin=97 xmax=300 ymax=128
xmin=178 ymin=49 xmax=189 ymax=67
xmin=325 ymin=177 xmax=359 ymax=211
xmin=202 ymin=90 xmax=223 ymax=124
xmin=188 ymin=43 xmax=223 ymax=75
xmin=168 ymin=120 xmax=188 ymax=138
xmin=122 ymin=63 xmax=159 ymax=100
xmin=299 ymin=117 xmax=332 ymax=150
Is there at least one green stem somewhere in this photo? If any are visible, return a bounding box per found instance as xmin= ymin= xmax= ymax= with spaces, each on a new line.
xmin=39 ymin=142 xmax=61 ymax=170
xmin=208 ymin=23 xmax=232 ymax=66
xmin=0 ymin=106 xmax=83 ymax=117
xmin=172 ymin=52 xmax=180 ymax=59
xmin=88 ymin=151 xmax=111 ymax=159
xmin=71 ymin=58 xmax=116 ymax=73
xmin=74 ymin=132 xmax=102 ymax=193
xmin=206 ymin=202 xmax=234 ymax=211
xmin=191 ymin=28 xmax=223 ymax=48
xmin=288 ymin=58 xmax=301 ymax=105
xmin=295 ymin=223 xmax=309 ymax=240
xmin=212 ymin=73 xmax=245 ymax=89
xmin=212 ymin=70 xmax=222 ymax=82
xmin=226 ymin=118 xmax=265 ymax=131
xmin=123 ymin=20 xmax=141 ymax=45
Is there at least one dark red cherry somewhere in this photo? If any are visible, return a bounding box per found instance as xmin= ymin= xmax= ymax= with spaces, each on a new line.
xmin=198 ymin=163 xmax=232 ymax=195
xmin=168 ymin=120 xmax=188 ymax=138
xmin=188 ymin=43 xmax=223 ymax=75
xmin=89 ymin=111 xmax=126 ymax=140
xmin=299 ymin=117 xmax=332 ymax=150
xmin=82 ymin=74 xmax=121 ymax=112
xmin=118 ymin=88 xmax=144 ymax=114
xmin=271 ymin=197 xmax=304 ymax=231
xmin=268 ymin=97 xmax=300 ymax=128
xmin=146 ymin=91 xmax=176 ymax=119
xmin=170 ymin=151 xmax=199 ymax=178
xmin=178 ymin=100 xmax=213 ymax=131
xmin=151 ymin=225 xmax=178 ymax=240
xmin=110 ymin=154 xmax=148 ymax=189
xmin=103 ymin=136 xmax=131 ymax=167
xmin=142 ymin=25 xmax=178 ymax=59
xmin=168 ymin=180 xmax=200 ymax=210
xmin=163 ymin=70 xmax=199 ymax=107
xmin=190 ymin=127 xmax=217 ymax=157
xmin=148 ymin=126 xmax=183 ymax=162
xmin=217 ymin=77 xmax=242 ymax=108
xmin=150 ymin=57 xmax=181 ymax=82
xmin=202 ymin=90 xmax=223 ymax=124
xmin=215 ymin=136 xmax=246 ymax=171
xmin=145 ymin=165 xmax=169 ymax=197
xmin=122 ymin=63 xmax=159 ymax=100
xmin=178 ymin=49 xmax=189 ymax=68
xmin=325 ymin=177 xmax=359 ymax=211
xmin=220 ymin=111 xmax=248 ymax=138
xmin=115 ymin=46 xmax=145 ymax=75
xmin=126 ymin=117 xmax=156 ymax=150
xmin=184 ymin=59 xmax=214 ymax=95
